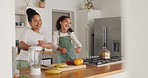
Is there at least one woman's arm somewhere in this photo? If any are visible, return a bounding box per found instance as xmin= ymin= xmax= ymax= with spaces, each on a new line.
xmin=19 ymin=29 xmax=30 ymax=51
xmin=38 ymin=40 xmax=52 ymax=49
xmin=19 ymin=41 xmax=30 ymax=51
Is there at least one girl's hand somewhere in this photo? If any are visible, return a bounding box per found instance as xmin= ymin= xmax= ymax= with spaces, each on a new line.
xmin=57 ymin=47 xmax=67 ymax=54
xmin=75 ymin=47 xmax=81 ymax=54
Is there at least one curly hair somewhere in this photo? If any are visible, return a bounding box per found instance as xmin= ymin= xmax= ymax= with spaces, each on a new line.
xmin=56 ymin=15 xmax=74 ymax=32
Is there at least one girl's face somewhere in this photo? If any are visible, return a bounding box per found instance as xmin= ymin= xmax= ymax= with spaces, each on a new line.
xmin=30 ymin=15 xmax=42 ymax=31
xmin=60 ymin=18 xmax=71 ymax=30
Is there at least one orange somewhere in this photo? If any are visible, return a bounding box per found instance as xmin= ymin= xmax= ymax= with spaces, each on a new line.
xmin=79 ymin=58 xmax=84 ymax=65
xmin=74 ymin=58 xmax=84 ymax=66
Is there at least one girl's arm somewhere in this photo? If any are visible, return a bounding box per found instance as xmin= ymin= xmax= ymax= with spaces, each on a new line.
xmin=71 ymin=32 xmax=82 ymax=53
xmin=52 ymin=31 xmax=60 ymax=50
xmin=71 ymin=32 xmax=82 ymax=48
xmin=53 ymin=31 xmax=67 ymax=54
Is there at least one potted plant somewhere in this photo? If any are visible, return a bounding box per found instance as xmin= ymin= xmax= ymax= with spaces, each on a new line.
xmin=38 ymin=0 xmax=45 ymax=8
xmin=83 ymin=0 xmax=95 ymax=10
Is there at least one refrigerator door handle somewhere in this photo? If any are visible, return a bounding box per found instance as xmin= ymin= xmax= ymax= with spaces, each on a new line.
xmin=86 ymin=27 xmax=88 ymax=50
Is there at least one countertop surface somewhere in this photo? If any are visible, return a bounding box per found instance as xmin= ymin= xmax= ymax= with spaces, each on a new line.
xmin=19 ymin=63 xmax=123 ymax=78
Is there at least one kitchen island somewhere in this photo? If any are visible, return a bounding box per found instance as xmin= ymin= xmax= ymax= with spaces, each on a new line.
xmin=19 ymin=63 xmax=123 ymax=78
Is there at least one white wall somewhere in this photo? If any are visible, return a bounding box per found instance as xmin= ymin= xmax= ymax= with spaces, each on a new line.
xmin=15 ymin=0 xmax=39 ymax=8
xmin=94 ymin=0 xmax=121 ymax=18
xmin=122 ymin=0 xmax=148 ymax=78
xmin=45 ymin=0 xmax=81 ymax=11
xmin=15 ymin=0 xmax=81 ymax=10
xmin=0 ymin=0 xmax=15 ymax=78
xmin=15 ymin=0 xmax=81 ymax=41
xmin=45 ymin=0 xmax=82 ymax=36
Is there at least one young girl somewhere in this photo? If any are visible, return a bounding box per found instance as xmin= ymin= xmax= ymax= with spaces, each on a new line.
xmin=53 ymin=16 xmax=82 ymax=63
xmin=16 ymin=8 xmax=52 ymax=69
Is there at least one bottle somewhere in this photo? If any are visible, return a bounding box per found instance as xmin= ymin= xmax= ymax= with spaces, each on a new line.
xmin=12 ymin=47 xmax=19 ymax=78
xmin=13 ymin=70 xmax=19 ymax=78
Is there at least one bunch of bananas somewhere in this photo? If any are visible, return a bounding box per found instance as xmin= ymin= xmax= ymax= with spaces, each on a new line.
xmin=45 ymin=63 xmax=68 ymax=74
xmin=52 ymin=63 xmax=68 ymax=68
xmin=45 ymin=67 xmax=62 ymax=75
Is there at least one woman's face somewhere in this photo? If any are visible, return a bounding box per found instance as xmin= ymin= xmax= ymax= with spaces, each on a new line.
xmin=60 ymin=18 xmax=71 ymax=30
xmin=30 ymin=15 xmax=42 ymax=30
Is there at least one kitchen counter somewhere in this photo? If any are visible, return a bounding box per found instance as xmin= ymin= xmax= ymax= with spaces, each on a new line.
xmin=19 ymin=63 xmax=123 ymax=78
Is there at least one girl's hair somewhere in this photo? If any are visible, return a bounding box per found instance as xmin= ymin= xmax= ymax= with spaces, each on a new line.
xmin=56 ymin=15 xmax=74 ymax=32
xmin=26 ymin=8 xmax=40 ymax=22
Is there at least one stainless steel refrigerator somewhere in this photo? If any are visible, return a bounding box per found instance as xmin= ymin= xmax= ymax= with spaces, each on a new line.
xmin=94 ymin=17 xmax=121 ymax=57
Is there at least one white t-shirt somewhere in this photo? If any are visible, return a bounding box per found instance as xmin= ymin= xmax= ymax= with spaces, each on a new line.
xmin=16 ymin=29 xmax=50 ymax=61
xmin=52 ymin=31 xmax=82 ymax=50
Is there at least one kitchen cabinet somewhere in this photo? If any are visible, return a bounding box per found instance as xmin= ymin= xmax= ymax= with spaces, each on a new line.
xmin=76 ymin=10 xmax=101 ymax=58
xmin=15 ymin=9 xmax=29 ymax=40
xmin=15 ymin=7 xmax=52 ymax=42
xmin=94 ymin=17 xmax=121 ymax=56
xmin=15 ymin=12 xmax=27 ymax=27
xmin=103 ymin=72 xmax=127 ymax=78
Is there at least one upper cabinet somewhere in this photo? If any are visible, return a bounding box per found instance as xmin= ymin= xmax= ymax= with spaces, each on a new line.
xmin=76 ymin=10 xmax=101 ymax=58
xmin=15 ymin=10 xmax=26 ymax=28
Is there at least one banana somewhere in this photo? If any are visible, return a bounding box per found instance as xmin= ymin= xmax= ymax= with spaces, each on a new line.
xmin=45 ymin=68 xmax=62 ymax=75
xmin=59 ymin=63 xmax=68 ymax=68
xmin=54 ymin=67 xmax=61 ymax=70
xmin=53 ymin=63 xmax=68 ymax=68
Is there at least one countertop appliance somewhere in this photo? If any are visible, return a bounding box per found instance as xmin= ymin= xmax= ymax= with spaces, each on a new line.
xmin=29 ymin=46 xmax=43 ymax=75
xmin=98 ymin=27 xmax=111 ymax=59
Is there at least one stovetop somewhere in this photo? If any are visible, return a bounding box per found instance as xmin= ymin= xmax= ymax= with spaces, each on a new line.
xmin=83 ymin=56 xmax=122 ymax=67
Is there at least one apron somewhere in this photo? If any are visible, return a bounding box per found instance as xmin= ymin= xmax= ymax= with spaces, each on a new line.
xmin=16 ymin=60 xmax=30 ymax=69
xmin=57 ymin=31 xmax=76 ymax=63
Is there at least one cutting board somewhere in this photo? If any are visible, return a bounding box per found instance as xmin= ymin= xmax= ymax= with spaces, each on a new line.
xmin=41 ymin=64 xmax=86 ymax=72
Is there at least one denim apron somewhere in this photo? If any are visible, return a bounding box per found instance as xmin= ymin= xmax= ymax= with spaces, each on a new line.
xmin=57 ymin=31 xmax=76 ymax=63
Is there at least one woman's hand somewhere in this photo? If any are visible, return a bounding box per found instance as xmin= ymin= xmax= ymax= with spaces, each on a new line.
xmin=38 ymin=40 xmax=46 ymax=48
xmin=38 ymin=40 xmax=52 ymax=49
xmin=57 ymin=47 xmax=67 ymax=54
xmin=75 ymin=47 xmax=81 ymax=54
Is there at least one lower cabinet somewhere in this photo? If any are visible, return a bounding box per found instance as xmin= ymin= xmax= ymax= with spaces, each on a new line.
xmin=103 ymin=72 xmax=127 ymax=78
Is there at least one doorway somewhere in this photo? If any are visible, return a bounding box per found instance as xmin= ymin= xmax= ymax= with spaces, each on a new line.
xmin=52 ymin=9 xmax=75 ymax=34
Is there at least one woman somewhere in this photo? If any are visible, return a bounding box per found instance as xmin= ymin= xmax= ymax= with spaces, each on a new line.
xmin=16 ymin=8 xmax=52 ymax=69
xmin=53 ymin=16 xmax=82 ymax=63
